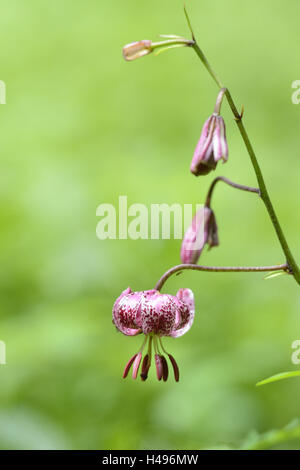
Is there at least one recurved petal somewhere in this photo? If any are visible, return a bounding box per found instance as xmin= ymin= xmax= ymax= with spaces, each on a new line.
xmin=176 ymin=288 xmax=195 ymax=313
xmin=112 ymin=288 xmax=143 ymax=336
xmin=169 ymin=288 xmax=195 ymax=338
xmin=112 ymin=287 xmax=131 ymax=326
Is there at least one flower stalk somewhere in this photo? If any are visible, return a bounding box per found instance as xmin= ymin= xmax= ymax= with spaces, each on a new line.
xmin=117 ymin=6 xmax=300 ymax=383
xmin=187 ymin=12 xmax=300 ymax=284
xmin=205 ymin=176 xmax=260 ymax=207
xmin=155 ymin=263 xmax=290 ymax=292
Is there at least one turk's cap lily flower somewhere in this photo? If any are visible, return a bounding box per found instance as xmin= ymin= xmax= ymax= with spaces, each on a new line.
xmin=190 ymin=114 xmax=228 ymax=176
xmin=112 ymin=287 xmax=195 ymax=382
xmin=180 ymin=206 xmax=219 ymax=264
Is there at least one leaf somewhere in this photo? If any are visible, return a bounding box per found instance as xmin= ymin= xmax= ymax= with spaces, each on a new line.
xmin=159 ymin=34 xmax=185 ymax=39
xmin=183 ymin=4 xmax=196 ymax=40
xmin=264 ymin=270 xmax=287 ymax=280
xmin=240 ymin=420 xmax=300 ymax=450
xmin=256 ymin=370 xmax=300 ymax=386
xmin=154 ymin=44 xmax=187 ymax=56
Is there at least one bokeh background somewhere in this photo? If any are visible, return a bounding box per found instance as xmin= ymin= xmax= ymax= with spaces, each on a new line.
xmin=1 ymin=0 xmax=300 ymax=450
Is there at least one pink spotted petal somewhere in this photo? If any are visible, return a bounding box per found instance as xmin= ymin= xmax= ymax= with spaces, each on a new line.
xmin=112 ymin=288 xmax=143 ymax=336
xmin=169 ymin=288 xmax=195 ymax=338
xmin=140 ymin=293 xmax=178 ymax=336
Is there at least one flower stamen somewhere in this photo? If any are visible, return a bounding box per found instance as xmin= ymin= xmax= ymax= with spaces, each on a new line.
xmin=123 ymin=354 xmax=137 ymax=379
xmin=159 ymin=337 xmax=180 ymax=382
xmin=123 ymin=335 xmax=148 ymax=380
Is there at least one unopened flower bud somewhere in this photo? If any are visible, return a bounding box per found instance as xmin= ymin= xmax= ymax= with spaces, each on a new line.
xmin=180 ymin=207 xmax=219 ymax=264
xmin=190 ymin=114 xmax=228 ymax=176
xmin=190 ymin=88 xmax=228 ymax=176
xmin=123 ymin=40 xmax=152 ymax=61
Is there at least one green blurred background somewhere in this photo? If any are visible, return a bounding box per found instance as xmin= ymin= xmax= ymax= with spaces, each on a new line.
xmin=1 ymin=0 xmax=300 ymax=450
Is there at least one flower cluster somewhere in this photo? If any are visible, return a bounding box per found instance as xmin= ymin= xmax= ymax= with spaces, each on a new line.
xmin=115 ymin=34 xmax=230 ymax=383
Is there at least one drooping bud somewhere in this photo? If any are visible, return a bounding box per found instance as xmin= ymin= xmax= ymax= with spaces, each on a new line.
xmin=180 ymin=206 xmax=219 ymax=264
xmin=190 ymin=115 xmax=218 ymax=176
xmin=190 ymin=88 xmax=228 ymax=176
xmin=123 ymin=37 xmax=193 ymax=62
xmin=123 ymin=40 xmax=152 ymax=61
xmin=132 ymin=352 xmax=142 ymax=379
xmin=213 ymin=116 xmax=228 ymax=163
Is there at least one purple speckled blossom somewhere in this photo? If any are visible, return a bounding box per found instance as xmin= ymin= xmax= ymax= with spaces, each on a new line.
xmin=113 ymin=288 xmax=195 ymax=381
xmin=190 ymin=114 xmax=228 ymax=176
xmin=181 ymin=206 xmax=219 ymax=264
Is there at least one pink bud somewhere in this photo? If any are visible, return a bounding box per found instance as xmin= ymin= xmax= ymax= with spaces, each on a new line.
xmin=191 ymin=114 xmax=228 ymax=176
xmin=181 ymin=207 xmax=219 ymax=264
xmin=123 ymin=40 xmax=152 ymax=61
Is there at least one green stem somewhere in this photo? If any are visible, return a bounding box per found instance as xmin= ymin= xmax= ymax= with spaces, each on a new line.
xmin=151 ymin=38 xmax=194 ymax=50
xmin=205 ymin=176 xmax=260 ymax=207
xmin=192 ymin=42 xmax=300 ymax=285
xmin=155 ymin=263 xmax=289 ymax=292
